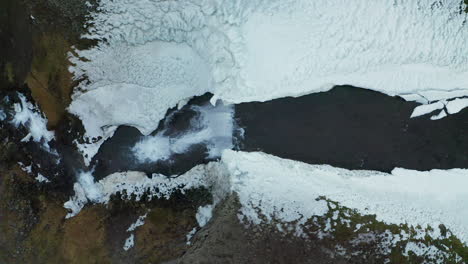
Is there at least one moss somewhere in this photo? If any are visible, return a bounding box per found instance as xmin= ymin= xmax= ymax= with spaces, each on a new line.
xmin=4 ymin=63 xmax=14 ymax=83
xmin=136 ymin=206 xmax=197 ymax=263
xmin=26 ymin=32 xmax=74 ymax=127
xmin=313 ymin=197 xmax=468 ymax=263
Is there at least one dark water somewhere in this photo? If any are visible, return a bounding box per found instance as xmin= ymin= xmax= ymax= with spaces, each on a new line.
xmin=91 ymin=94 xmax=213 ymax=180
xmin=235 ymin=86 xmax=468 ymax=172
xmin=91 ymin=86 xmax=468 ymax=180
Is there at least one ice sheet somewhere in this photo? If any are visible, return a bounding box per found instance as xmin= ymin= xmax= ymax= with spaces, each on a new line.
xmin=69 ymin=0 xmax=468 ymax=160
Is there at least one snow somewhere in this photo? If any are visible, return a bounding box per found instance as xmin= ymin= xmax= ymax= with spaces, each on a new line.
xmin=123 ymin=234 xmax=134 ymax=251
xmin=68 ymin=40 xmax=213 ymax=152
xmin=11 ymin=93 xmax=54 ymax=148
xmin=404 ymin=242 xmax=454 ymax=263
xmin=122 ymin=213 xmax=148 ymax=251
xmin=18 ymin=162 xmax=33 ymax=174
xmin=195 ymin=204 xmax=214 ymax=227
xmin=18 ymin=163 xmax=51 ymax=184
xmin=132 ymin=102 xmax=233 ymax=163
xmin=64 ymin=149 xmax=468 ymax=252
xmin=65 ymin=149 xmax=468 ymax=245
xmin=68 ymin=0 xmax=468 ymax=150
xmin=127 ymin=214 xmax=147 ymax=232
xmin=186 ymin=227 xmax=197 ymax=245
xmin=35 ymin=173 xmax=50 ymax=183
xmin=74 ymin=126 xmax=116 ymax=166
xmin=64 ymin=164 xmax=211 ymax=218
xmin=221 ymin=150 xmax=468 ymax=244
xmin=446 ymin=98 xmax=468 ymax=114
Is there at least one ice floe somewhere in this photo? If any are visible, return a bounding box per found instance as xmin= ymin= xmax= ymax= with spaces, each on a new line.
xmin=446 ymin=97 xmax=468 ymax=114
xmin=410 ymin=101 xmax=445 ymax=118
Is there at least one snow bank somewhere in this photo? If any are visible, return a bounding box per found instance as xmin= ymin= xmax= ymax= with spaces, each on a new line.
xmin=65 ymin=149 xmax=468 ymax=245
xmin=69 ymin=0 xmax=468 ymax=150
xmin=127 ymin=214 xmax=148 ymax=232
xmin=221 ymin=150 xmax=468 ymax=244
xmin=123 ymin=234 xmax=134 ymax=251
xmin=64 ymin=164 xmax=211 ymax=218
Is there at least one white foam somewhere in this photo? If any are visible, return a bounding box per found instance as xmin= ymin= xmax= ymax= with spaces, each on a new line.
xmin=12 ymin=93 xmax=54 ymax=148
xmin=133 ymin=135 xmax=172 ymax=163
xmin=195 ymin=204 xmax=214 ymax=227
xmin=77 ymin=171 xmax=104 ymax=203
xmin=132 ymin=103 xmax=233 ymax=163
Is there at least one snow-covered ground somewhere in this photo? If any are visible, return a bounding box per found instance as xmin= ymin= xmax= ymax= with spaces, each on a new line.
xmin=69 ymin=0 xmax=468 ymax=157
xmin=222 ymin=151 xmax=468 ymax=244
xmin=65 ymin=150 xmax=468 ymax=246
xmin=62 ymin=0 xmax=468 ymax=257
xmin=64 ymin=165 xmax=211 ymax=218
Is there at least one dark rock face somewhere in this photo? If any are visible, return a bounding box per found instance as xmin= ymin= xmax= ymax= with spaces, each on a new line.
xmin=171 ymin=195 xmax=350 ymax=264
xmin=236 ymin=86 xmax=468 ymax=172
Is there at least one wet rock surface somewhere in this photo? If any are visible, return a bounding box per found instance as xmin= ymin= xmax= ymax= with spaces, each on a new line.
xmin=236 ymin=86 xmax=468 ymax=172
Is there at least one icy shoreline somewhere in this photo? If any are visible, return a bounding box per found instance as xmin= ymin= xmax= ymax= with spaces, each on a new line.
xmin=65 ymin=150 xmax=468 ymax=247
xmin=68 ymin=0 xmax=468 ymax=161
